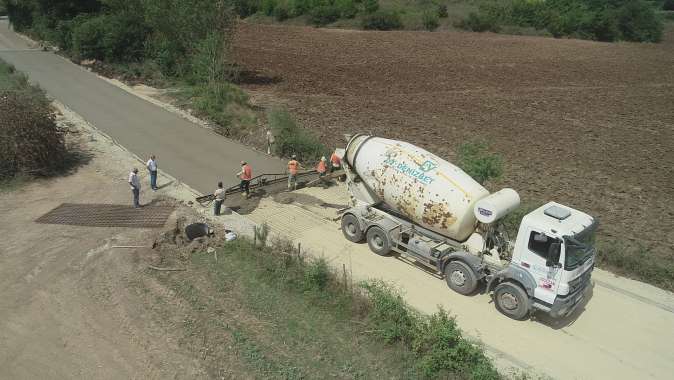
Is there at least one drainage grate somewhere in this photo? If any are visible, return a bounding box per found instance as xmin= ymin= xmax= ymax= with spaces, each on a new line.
xmin=35 ymin=203 xmax=175 ymax=228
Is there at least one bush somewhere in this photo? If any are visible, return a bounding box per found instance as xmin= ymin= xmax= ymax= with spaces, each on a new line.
xmin=182 ymin=82 xmax=249 ymax=136
xmin=310 ymin=5 xmax=341 ymax=26
xmin=0 ymin=68 xmax=67 ymax=179
xmin=362 ymin=281 xmax=499 ymax=379
xmin=268 ymin=108 xmax=326 ymax=162
xmin=460 ymin=0 xmax=663 ymax=42
xmin=361 ymin=10 xmax=403 ymax=30
xmin=335 ymin=0 xmax=358 ymax=19
xmin=596 ymin=241 xmax=674 ymax=292
xmin=456 ymin=140 xmax=503 ymax=185
xmin=362 ymin=0 xmax=379 ymax=14
xmin=261 ymin=0 xmax=278 ymax=16
xmin=437 ymin=4 xmax=448 ymax=18
xmin=273 ymin=2 xmax=290 ymax=21
xmin=457 ymin=12 xmax=501 ymax=33
xmin=664 ymin=0 xmax=674 ymax=11
xmin=422 ymin=10 xmax=439 ymax=31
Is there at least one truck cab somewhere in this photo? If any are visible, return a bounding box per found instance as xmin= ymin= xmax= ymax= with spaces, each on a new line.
xmin=494 ymin=202 xmax=597 ymax=319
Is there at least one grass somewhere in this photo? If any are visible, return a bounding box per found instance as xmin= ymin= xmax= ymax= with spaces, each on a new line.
xmin=268 ymin=107 xmax=327 ymax=162
xmin=148 ymin=236 xmax=502 ymax=379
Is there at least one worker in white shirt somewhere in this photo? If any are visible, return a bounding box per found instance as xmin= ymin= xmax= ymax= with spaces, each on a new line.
xmin=146 ymin=155 xmax=158 ymax=191
xmin=266 ymin=129 xmax=275 ymax=155
xmin=128 ymin=168 xmax=141 ymax=208
xmin=214 ymin=181 xmax=226 ymax=215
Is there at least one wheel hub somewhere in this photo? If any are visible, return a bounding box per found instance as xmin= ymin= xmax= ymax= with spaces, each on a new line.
xmin=501 ymin=292 xmax=519 ymax=310
xmin=450 ymin=270 xmax=466 ymax=286
xmin=347 ymin=223 xmax=356 ymax=234
xmin=373 ymin=235 xmax=383 ymax=248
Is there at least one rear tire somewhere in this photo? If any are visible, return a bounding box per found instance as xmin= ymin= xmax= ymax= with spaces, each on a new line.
xmin=494 ymin=282 xmax=530 ymax=320
xmin=444 ymin=261 xmax=478 ymax=295
xmin=366 ymin=226 xmax=391 ymax=256
xmin=341 ymin=214 xmax=363 ymax=243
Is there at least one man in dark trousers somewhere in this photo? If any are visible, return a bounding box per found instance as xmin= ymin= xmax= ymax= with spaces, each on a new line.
xmin=128 ymin=168 xmax=141 ymax=208
xmin=213 ymin=182 xmax=226 ymax=215
xmin=237 ymin=161 xmax=252 ymax=198
xmin=146 ymin=154 xmax=158 ymax=191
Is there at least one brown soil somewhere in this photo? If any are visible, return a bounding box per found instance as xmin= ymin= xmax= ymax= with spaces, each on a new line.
xmin=233 ymin=22 xmax=674 ymax=257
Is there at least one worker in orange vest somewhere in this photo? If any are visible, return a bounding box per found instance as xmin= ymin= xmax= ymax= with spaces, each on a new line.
xmin=287 ymin=154 xmax=302 ymax=190
xmin=330 ymin=151 xmax=341 ymax=173
xmin=316 ymin=156 xmax=327 ymax=177
xmin=237 ymin=160 xmax=253 ymax=198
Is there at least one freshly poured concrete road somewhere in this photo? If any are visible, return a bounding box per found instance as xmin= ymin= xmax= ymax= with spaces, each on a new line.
xmin=0 ymin=18 xmax=284 ymax=194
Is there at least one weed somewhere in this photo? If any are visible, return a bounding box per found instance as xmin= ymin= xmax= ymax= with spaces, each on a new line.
xmin=456 ymin=140 xmax=503 ymax=186
xmin=595 ymin=240 xmax=674 ymax=292
xmin=361 ymin=9 xmax=403 ymax=30
xmin=422 ymin=10 xmax=440 ymax=31
xmin=268 ymin=107 xmax=327 ymax=162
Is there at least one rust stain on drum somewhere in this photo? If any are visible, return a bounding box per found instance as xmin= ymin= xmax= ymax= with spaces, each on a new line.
xmin=422 ymin=202 xmax=457 ymax=229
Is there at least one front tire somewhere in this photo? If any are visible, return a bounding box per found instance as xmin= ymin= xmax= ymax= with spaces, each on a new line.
xmin=444 ymin=261 xmax=478 ymax=295
xmin=366 ymin=226 xmax=391 ymax=256
xmin=341 ymin=214 xmax=363 ymax=242
xmin=494 ymin=282 xmax=530 ymax=320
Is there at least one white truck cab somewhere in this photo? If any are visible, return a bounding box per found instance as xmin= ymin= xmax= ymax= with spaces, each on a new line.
xmin=493 ymin=202 xmax=597 ymax=319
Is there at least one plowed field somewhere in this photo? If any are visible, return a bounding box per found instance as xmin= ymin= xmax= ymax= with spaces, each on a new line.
xmin=234 ymin=23 xmax=674 ymax=257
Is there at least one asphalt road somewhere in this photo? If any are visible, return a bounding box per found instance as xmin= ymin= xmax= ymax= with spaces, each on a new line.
xmin=0 ymin=18 xmax=285 ymax=195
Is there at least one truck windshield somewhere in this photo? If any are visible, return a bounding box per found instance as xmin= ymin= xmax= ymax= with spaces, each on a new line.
xmin=564 ymin=223 xmax=597 ymax=270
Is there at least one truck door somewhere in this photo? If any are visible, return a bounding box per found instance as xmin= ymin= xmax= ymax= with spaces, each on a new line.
xmin=521 ymin=229 xmax=563 ymax=306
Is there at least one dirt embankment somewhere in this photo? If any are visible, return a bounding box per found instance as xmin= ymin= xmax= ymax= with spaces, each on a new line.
xmin=233 ymin=22 xmax=674 ymax=257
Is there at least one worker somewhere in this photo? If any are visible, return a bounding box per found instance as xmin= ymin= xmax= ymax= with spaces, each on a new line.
xmin=330 ymin=151 xmax=341 ymax=173
xmin=237 ymin=161 xmax=253 ymax=198
xmin=213 ymin=181 xmax=226 ymax=215
xmin=287 ymin=154 xmax=301 ymax=190
xmin=316 ymin=156 xmax=327 ymax=177
xmin=128 ymin=168 xmax=141 ymax=208
xmin=266 ymin=129 xmax=275 ymax=155
xmin=146 ymin=154 xmax=158 ymax=191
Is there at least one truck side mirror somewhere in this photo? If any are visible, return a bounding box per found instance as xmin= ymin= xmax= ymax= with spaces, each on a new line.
xmin=546 ymin=242 xmax=561 ymax=267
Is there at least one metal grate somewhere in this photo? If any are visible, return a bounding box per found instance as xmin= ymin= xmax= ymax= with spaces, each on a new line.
xmin=35 ymin=203 xmax=175 ymax=228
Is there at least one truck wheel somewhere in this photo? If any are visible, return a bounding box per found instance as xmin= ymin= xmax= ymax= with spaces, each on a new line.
xmin=341 ymin=214 xmax=363 ymax=242
xmin=444 ymin=261 xmax=478 ymax=295
xmin=366 ymin=226 xmax=391 ymax=256
xmin=494 ymin=282 xmax=530 ymax=320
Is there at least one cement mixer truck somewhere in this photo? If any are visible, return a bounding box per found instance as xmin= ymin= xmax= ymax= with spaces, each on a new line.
xmin=339 ymin=135 xmax=597 ymax=320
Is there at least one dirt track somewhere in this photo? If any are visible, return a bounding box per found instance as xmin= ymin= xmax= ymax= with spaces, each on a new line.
xmin=234 ymin=23 xmax=674 ymax=257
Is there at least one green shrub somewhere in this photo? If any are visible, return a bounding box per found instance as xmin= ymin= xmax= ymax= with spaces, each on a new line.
xmin=182 ymin=82 xmax=249 ymax=136
xmin=596 ymin=241 xmax=674 ymax=292
xmin=274 ymin=2 xmax=290 ymax=20
xmin=335 ymin=0 xmax=358 ymax=19
xmin=361 ymin=280 xmax=418 ymax=344
xmin=268 ymin=108 xmax=326 ymax=162
xmin=361 ymin=10 xmax=402 ymax=30
xmin=310 ymin=5 xmax=341 ymax=26
xmin=615 ymin=0 xmax=663 ymax=42
xmin=0 ymin=60 xmax=67 ymax=179
xmin=457 ymin=12 xmax=501 ymax=32
xmin=261 ymin=0 xmax=278 ymax=16
xmin=663 ymin=0 xmax=674 ymax=11
xmin=460 ymin=0 xmax=663 ymax=42
xmin=456 ymin=140 xmax=503 ymax=185
xmin=0 ymin=2 xmax=7 ymax=16
xmin=233 ymin=0 xmax=260 ymax=17
xmin=362 ymin=0 xmax=379 ymax=14
xmin=71 ymin=14 xmax=107 ymax=60
xmin=437 ymin=4 xmax=448 ymax=18
xmin=288 ymin=0 xmax=314 ymax=17
xmin=422 ymin=10 xmax=439 ymax=31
